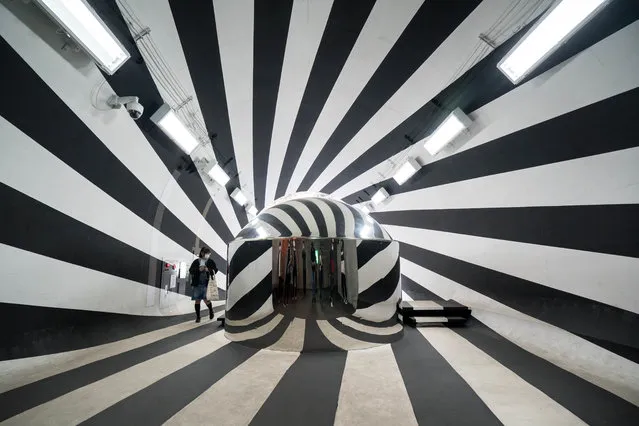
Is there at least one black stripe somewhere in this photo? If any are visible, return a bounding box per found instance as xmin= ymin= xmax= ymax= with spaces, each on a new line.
xmin=326 ymin=319 xmax=401 ymax=344
xmin=357 ymin=259 xmax=400 ymax=309
xmin=234 ymin=315 xmax=294 ymax=350
xmin=356 ymin=240 xmax=391 ymax=269
xmin=224 ymin=310 xmax=278 ymax=334
xmin=249 ymin=351 xmax=347 ymax=426
xmin=343 ymin=87 xmax=639 ymax=206
xmin=259 ymin=213 xmax=293 ymax=236
xmin=0 ymin=183 xmax=155 ymax=287
xmin=226 ymin=274 xmax=273 ymax=321
xmin=375 ymin=205 xmax=639 ymax=258
xmin=0 ymin=302 xmax=223 ymax=362
xmin=454 ymin=318 xmax=639 ymax=425
xmin=302 ymin=319 xmax=344 ymax=353
xmin=322 ymin=199 xmax=345 ymax=237
xmin=400 ymin=242 xmax=639 ymax=361
xmin=87 ymin=0 xmax=235 ymax=244
xmin=401 ymin=275 xmax=445 ymax=302
xmin=229 ymin=240 xmax=272 ymax=285
xmin=169 ymin=0 xmax=249 ymax=228
xmin=0 ymin=319 xmax=224 ymax=421
xmin=274 ymin=0 xmax=376 ymax=199
xmin=346 ymin=315 xmax=400 ymax=328
xmin=298 ymin=0 xmax=481 ymax=191
xmin=275 ymin=205 xmax=312 ymax=236
xmin=253 ymin=0 xmax=294 ymax=210
xmin=0 ymin=39 xmax=218 ymax=267
xmin=82 ymin=343 xmax=257 ymax=425
xmin=333 ymin=1 xmax=639 ymax=197
xmin=392 ymin=327 xmax=500 ymax=425
xmin=298 ymin=199 xmax=328 ymax=236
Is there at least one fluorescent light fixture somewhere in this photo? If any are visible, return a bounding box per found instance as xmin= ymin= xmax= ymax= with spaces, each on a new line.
xmin=256 ymin=226 xmax=267 ymax=238
xmin=35 ymin=0 xmax=130 ymax=74
xmin=231 ymin=188 xmax=248 ymax=206
xmin=371 ymin=188 xmax=389 ymax=205
xmin=497 ymin=0 xmax=608 ymax=84
xmin=150 ymin=104 xmax=200 ymax=154
xmin=178 ymin=261 xmax=187 ymax=279
xmin=424 ymin=108 xmax=472 ymax=156
xmin=207 ymin=162 xmax=230 ymax=186
xmin=247 ymin=205 xmax=258 ymax=216
xmin=393 ymin=158 xmax=421 ymax=185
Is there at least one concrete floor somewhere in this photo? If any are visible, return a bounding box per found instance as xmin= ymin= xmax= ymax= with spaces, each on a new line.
xmin=0 ymin=311 xmax=636 ymax=425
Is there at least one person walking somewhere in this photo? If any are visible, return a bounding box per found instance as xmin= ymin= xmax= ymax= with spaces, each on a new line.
xmin=189 ymin=247 xmax=218 ymax=323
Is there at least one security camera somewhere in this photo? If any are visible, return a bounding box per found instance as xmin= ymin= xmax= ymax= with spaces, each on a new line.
xmin=108 ymin=95 xmax=144 ymax=120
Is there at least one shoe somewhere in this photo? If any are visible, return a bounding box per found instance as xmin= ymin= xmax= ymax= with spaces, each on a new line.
xmin=195 ymin=304 xmax=201 ymax=323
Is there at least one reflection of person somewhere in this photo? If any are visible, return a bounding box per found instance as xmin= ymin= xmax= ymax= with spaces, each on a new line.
xmin=189 ymin=247 xmax=218 ymax=323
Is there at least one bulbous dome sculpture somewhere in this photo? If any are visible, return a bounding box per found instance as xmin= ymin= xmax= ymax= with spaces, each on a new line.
xmin=225 ymin=196 xmax=402 ymax=351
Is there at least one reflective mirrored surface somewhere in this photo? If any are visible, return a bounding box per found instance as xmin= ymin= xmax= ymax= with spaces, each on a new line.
xmin=225 ymin=237 xmax=403 ymax=352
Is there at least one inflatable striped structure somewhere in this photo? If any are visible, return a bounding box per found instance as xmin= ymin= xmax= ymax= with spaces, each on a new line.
xmin=225 ymin=196 xmax=402 ymax=351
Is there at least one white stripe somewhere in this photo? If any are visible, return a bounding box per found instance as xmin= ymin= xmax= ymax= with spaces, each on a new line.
xmin=267 ymin=318 xmax=306 ymax=352
xmin=2 ymin=321 xmax=227 ymax=426
xmin=284 ymin=200 xmax=320 ymax=236
xmin=0 ymin=244 xmax=193 ymax=316
xmin=311 ymin=199 xmax=337 ymax=236
xmin=354 ymin=280 xmax=401 ymax=322
xmin=376 ymin=147 xmax=639 ymax=212
xmin=264 ymin=207 xmax=302 ymax=236
xmin=336 ymin=317 xmax=402 ymax=336
xmin=264 ymin=0 xmax=334 ymax=207
xmin=225 ymin=314 xmax=283 ymax=342
xmin=316 ymin=320 xmax=378 ymax=351
xmin=421 ymin=327 xmax=586 ymax=425
xmin=285 ymin=0 xmax=424 ymax=194
xmin=119 ymin=0 xmax=242 ymax=236
xmin=337 ymin=201 xmax=356 ymax=238
xmin=226 ymin=248 xmax=272 ymax=311
xmin=386 ymin=225 xmax=639 ymax=314
xmin=225 ymin=298 xmax=274 ymax=327
xmin=308 ymin=0 xmax=538 ymax=192
xmin=401 ymin=291 xmax=413 ymax=301
xmin=358 ymin=242 xmax=399 ymax=293
xmin=335 ymin=345 xmax=418 ymax=426
xmin=213 ymin=0 xmax=255 ymax=205
xmin=0 ymin=316 xmax=221 ymax=393
xmin=165 ymin=350 xmax=298 ymax=426
xmin=0 ymin=8 xmax=229 ymax=261
xmin=400 ymin=257 xmax=639 ymax=406
xmin=331 ymin=20 xmax=639 ymax=200
xmin=0 ymin=116 xmax=192 ymax=262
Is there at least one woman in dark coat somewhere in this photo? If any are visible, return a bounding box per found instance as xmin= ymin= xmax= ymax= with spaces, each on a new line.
xmin=189 ymin=247 xmax=218 ymax=323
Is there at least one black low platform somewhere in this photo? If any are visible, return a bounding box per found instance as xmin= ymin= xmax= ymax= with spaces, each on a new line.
xmin=398 ymin=300 xmax=471 ymax=327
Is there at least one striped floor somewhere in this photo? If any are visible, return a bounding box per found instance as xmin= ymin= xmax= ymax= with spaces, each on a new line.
xmin=1 ymin=309 xmax=637 ymax=425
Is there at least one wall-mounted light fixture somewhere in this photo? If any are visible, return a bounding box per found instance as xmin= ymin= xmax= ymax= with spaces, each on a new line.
xmin=424 ymin=108 xmax=472 ymax=156
xmin=231 ymin=188 xmax=248 ymax=206
xmin=150 ymin=104 xmax=199 ymax=155
xmin=497 ymin=0 xmax=609 ymax=84
xmin=393 ymin=158 xmax=421 ymax=185
xmin=207 ymin=161 xmax=230 ymax=186
xmin=371 ymin=188 xmax=389 ymax=205
xmin=247 ymin=205 xmax=258 ymax=216
xmin=34 ymin=0 xmax=130 ymax=74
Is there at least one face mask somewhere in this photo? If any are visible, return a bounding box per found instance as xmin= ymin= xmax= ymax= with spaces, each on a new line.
xmin=204 ymin=254 xmax=210 ymax=259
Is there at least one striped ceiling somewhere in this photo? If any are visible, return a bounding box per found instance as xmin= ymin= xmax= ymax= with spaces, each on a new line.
xmin=1 ymin=0 xmax=638 ymax=410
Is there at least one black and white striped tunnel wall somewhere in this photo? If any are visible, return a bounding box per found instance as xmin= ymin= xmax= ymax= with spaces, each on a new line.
xmin=225 ymin=196 xmax=402 ymax=351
